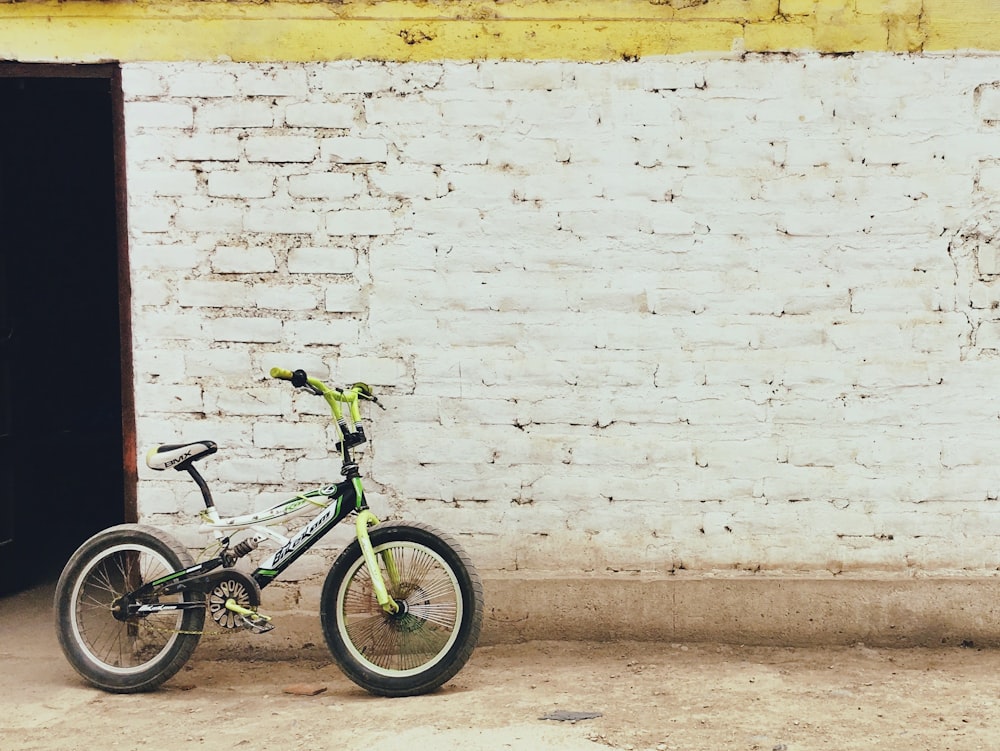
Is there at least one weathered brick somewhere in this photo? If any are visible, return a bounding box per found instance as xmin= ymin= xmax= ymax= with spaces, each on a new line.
xmin=196 ymin=101 xmax=276 ymax=128
xmin=239 ymin=67 xmax=309 ymax=97
xmin=126 ymin=101 xmax=194 ymax=129
xmin=320 ymin=137 xmax=389 ymax=164
xmin=254 ymin=285 xmax=320 ymax=311
xmin=208 ymin=317 xmax=283 ymax=343
xmin=211 ymin=246 xmax=278 ymax=274
xmin=287 ymin=246 xmax=357 ymax=274
xmin=286 ymin=172 xmax=358 ymax=200
xmin=253 ymin=421 xmax=326 ymax=449
xmin=207 ymin=171 xmax=276 ymax=199
xmin=244 ymin=135 xmax=318 ymax=163
xmin=245 ymin=208 xmax=322 ymax=235
xmin=326 ymin=209 xmax=394 ymax=236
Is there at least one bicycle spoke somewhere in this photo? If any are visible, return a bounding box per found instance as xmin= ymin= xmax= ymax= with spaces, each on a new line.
xmin=71 ymin=544 xmax=184 ymax=671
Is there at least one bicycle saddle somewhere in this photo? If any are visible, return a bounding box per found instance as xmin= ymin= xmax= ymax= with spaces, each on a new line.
xmin=146 ymin=440 xmax=218 ymax=471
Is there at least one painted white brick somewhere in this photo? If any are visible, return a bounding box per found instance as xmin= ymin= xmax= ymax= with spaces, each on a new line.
xmin=481 ymin=61 xmax=568 ymax=90
xmin=408 ymin=207 xmax=482 ymax=235
xmin=253 ymin=421 xmax=326 ymax=450
xmin=121 ymin=66 xmax=167 ymax=97
xmin=141 ymin=313 xmax=206 ymax=341
xmin=134 ymin=350 xmax=188 ymax=382
xmin=238 ymin=67 xmax=309 ymax=97
xmin=254 ymin=285 xmax=320 ymax=311
xmin=396 ymin=135 xmax=487 ymax=165
xmin=166 ymin=69 xmax=238 ymax=98
xmin=207 ymin=171 xmax=275 ymax=199
xmin=173 ymin=134 xmax=242 ymax=162
xmin=125 ymin=133 xmax=171 ymax=165
xmin=443 ymin=96 xmax=518 ymax=128
xmin=214 ymin=458 xmax=285 ymax=485
xmin=364 ymin=96 xmax=442 ymax=125
xmin=487 ymin=136 xmax=558 ymax=168
xmin=368 ymin=167 xmax=446 ymax=200
xmin=129 ymin=168 xmax=198 ymax=197
xmin=211 ymin=246 xmax=277 ymax=274
xmin=977 ymin=83 xmax=1000 ymax=122
xmin=287 ymin=246 xmax=357 ymax=274
xmin=135 ymin=383 xmax=205 ymax=413
xmin=174 ymin=206 xmax=244 ymax=233
xmin=975 ymin=321 xmax=1000 ymax=349
xmin=208 ymin=317 xmax=283 ymax=343
xmin=128 ymin=205 xmax=173 ymax=233
xmin=286 ymin=318 xmax=361 ymax=347
xmin=285 ymin=101 xmax=356 ymax=128
xmin=184 ymin=349 xmax=254 ymax=379
xmin=178 ymin=280 xmax=251 ymax=308
xmin=320 ymin=137 xmax=389 ymax=164
xmin=286 ymin=172 xmax=358 ymax=200
xmin=336 ymin=356 xmax=408 ymax=385
xmin=132 ymin=243 xmax=205 ymax=271
xmin=126 ymin=101 xmax=193 ymax=129
xmin=573 ymin=61 xmax=705 ymax=92
xmin=244 ymin=135 xmax=318 ymax=163
xmin=326 ymin=209 xmax=394 ymax=236
xmin=310 ymin=64 xmax=394 ymax=94
xmin=244 ymin=209 xmax=321 ymax=235
xmin=978 ymin=160 xmax=1000 ymax=194
xmin=132 ymin=277 xmax=171 ymax=306
xmin=196 ymin=101 xmax=276 ymax=128
xmin=324 ymin=284 xmax=365 ymax=313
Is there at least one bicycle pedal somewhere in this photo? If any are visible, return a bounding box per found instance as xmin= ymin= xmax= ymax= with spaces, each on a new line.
xmin=240 ymin=613 xmax=274 ymax=634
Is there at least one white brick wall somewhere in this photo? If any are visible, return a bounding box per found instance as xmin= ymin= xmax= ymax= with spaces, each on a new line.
xmin=125 ymin=54 xmax=1000 ymax=582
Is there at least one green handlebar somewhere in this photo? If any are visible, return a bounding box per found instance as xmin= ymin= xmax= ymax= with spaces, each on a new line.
xmin=269 ymin=367 xmax=371 ymax=425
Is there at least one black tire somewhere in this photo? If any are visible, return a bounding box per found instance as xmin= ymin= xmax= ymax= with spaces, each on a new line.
xmin=54 ymin=524 xmax=205 ymax=693
xmin=320 ymin=522 xmax=484 ymax=697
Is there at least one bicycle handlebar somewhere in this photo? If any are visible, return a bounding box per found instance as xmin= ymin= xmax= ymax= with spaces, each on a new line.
xmin=269 ymin=367 xmax=382 ymax=429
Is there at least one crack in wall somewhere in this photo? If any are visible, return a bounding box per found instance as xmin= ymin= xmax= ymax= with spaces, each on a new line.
xmin=948 ymin=201 xmax=1000 ymax=360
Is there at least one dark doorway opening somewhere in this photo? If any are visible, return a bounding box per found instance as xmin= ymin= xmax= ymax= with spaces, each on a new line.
xmin=0 ymin=66 xmax=133 ymax=594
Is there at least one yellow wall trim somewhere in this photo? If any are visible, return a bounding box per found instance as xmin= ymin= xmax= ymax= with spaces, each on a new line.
xmin=0 ymin=1 xmax=997 ymax=63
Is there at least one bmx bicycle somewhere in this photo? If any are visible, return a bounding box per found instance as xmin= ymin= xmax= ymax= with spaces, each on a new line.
xmin=53 ymin=367 xmax=484 ymax=696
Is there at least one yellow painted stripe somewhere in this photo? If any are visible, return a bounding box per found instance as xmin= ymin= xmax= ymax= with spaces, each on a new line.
xmin=0 ymin=1 xmax=998 ymax=63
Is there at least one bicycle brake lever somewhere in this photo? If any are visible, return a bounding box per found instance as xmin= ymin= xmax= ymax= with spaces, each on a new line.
xmin=350 ymin=382 xmax=385 ymax=409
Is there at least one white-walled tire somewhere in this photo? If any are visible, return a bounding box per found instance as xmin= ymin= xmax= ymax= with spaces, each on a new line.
xmin=320 ymin=522 xmax=484 ymax=697
xmin=54 ymin=524 xmax=205 ymax=693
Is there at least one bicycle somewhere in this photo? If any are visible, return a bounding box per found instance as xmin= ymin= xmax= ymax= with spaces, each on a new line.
xmin=53 ymin=367 xmax=484 ymax=697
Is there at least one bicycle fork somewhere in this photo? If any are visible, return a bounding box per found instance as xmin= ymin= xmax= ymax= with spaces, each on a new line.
xmin=355 ymin=509 xmax=401 ymax=615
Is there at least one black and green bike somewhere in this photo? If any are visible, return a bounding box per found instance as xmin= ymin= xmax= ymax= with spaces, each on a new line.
xmin=54 ymin=368 xmax=484 ymax=696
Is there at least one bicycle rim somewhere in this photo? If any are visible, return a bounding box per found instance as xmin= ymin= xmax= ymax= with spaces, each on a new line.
xmin=69 ymin=543 xmax=186 ymax=675
xmin=337 ymin=540 xmax=464 ymax=677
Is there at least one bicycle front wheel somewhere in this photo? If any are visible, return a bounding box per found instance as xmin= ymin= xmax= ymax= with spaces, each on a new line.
xmin=320 ymin=522 xmax=484 ymax=697
xmin=54 ymin=524 xmax=205 ymax=693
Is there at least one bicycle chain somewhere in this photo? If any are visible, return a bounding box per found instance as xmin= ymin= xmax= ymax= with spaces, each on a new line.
xmin=140 ymin=611 xmax=264 ymax=638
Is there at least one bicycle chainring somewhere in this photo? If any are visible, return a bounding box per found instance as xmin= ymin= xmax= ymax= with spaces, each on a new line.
xmin=207 ymin=571 xmax=262 ymax=630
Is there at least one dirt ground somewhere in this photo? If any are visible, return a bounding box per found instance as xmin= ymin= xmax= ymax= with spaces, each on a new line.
xmin=3 ymin=582 xmax=1000 ymax=751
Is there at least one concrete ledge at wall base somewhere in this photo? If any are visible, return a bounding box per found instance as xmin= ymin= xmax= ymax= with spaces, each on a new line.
xmin=197 ymin=573 xmax=1000 ymax=662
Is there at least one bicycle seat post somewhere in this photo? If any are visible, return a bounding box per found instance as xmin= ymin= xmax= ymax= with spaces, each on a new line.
xmin=186 ymin=465 xmax=216 ymax=510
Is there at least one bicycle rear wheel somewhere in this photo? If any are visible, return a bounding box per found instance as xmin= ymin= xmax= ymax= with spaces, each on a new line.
xmin=320 ymin=522 xmax=484 ymax=697
xmin=54 ymin=524 xmax=205 ymax=693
